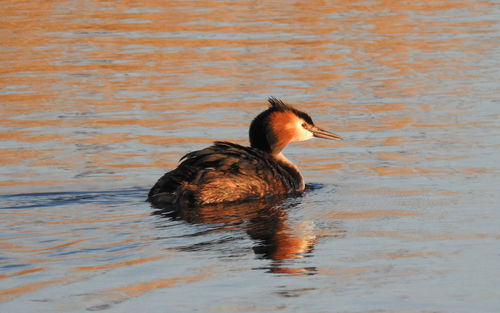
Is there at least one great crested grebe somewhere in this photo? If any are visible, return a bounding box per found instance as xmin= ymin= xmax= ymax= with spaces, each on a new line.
xmin=148 ymin=97 xmax=342 ymax=207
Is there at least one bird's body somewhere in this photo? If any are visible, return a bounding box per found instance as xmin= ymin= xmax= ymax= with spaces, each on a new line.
xmin=148 ymin=141 xmax=303 ymax=206
xmin=148 ymin=98 xmax=342 ymax=207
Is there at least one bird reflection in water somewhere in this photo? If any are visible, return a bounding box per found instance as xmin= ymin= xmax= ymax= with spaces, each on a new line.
xmin=151 ymin=193 xmax=317 ymax=275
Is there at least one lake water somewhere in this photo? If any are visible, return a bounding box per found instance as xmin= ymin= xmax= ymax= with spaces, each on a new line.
xmin=1 ymin=1 xmax=499 ymax=312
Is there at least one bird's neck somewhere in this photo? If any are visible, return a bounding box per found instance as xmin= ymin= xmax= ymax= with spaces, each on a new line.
xmin=272 ymin=152 xmax=305 ymax=191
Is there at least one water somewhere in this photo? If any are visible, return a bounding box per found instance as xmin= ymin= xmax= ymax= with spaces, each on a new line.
xmin=1 ymin=1 xmax=499 ymax=312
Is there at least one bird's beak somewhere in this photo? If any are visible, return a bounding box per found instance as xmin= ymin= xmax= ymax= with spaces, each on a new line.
xmin=310 ymin=125 xmax=343 ymax=141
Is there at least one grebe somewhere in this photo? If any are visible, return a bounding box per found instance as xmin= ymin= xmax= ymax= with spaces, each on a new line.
xmin=148 ymin=97 xmax=342 ymax=207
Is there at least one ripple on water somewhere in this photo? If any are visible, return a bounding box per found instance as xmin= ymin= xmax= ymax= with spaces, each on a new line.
xmin=1 ymin=0 xmax=500 ymax=312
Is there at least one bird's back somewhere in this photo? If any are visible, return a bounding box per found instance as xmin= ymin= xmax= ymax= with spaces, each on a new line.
xmin=147 ymin=141 xmax=302 ymax=207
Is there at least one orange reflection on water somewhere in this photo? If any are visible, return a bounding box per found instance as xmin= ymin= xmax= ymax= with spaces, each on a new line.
xmin=376 ymin=152 xmax=418 ymax=162
xmin=358 ymin=188 xmax=431 ymax=196
xmin=271 ymin=220 xmax=316 ymax=261
xmin=0 ymin=239 xmax=91 ymax=254
xmin=1 ymin=0 xmax=491 ymax=196
xmin=0 ymin=149 xmax=61 ymax=165
xmin=102 ymin=269 xmax=214 ymax=300
xmin=155 ymin=197 xmax=317 ymax=274
xmin=359 ymin=231 xmax=496 ymax=241
xmin=323 ymin=210 xmax=421 ymax=219
xmin=30 ymin=213 xmax=149 ymax=226
xmin=72 ymin=255 xmax=164 ymax=272
xmin=0 ymin=267 xmax=46 ymax=280
xmin=358 ymin=231 xmax=415 ymax=240
xmin=316 ymin=267 xmax=370 ymax=276
xmin=376 ymin=251 xmax=439 ymax=259
xmin=371 ymin=167 xmax=447 ymax=175
xmin=0 ymin=131 xmax=64 ymax=143
xmin=0 ymin=179 xmax=91 ymax=188
xmin=0 ymin=278 xmax=69 ymax=303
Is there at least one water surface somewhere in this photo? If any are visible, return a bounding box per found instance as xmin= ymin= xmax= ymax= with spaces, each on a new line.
xmin=1 ymin=1 xmax=499 ymax=312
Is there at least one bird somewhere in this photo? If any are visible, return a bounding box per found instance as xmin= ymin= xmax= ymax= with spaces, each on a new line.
xmin=147 ymin=97 xmax=342 ymax=207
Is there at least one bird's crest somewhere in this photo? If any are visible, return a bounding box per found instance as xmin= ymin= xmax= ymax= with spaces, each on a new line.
xmin=268 ymin=97 xmax=292 ymax=111
xmin=267 ymin=97 xmax=314 ymax=125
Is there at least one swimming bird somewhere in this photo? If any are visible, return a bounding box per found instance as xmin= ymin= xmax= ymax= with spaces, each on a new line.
xmin=147 ymin=97 xmax=342 ymax=207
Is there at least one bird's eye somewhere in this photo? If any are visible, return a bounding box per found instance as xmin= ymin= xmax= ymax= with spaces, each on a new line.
xmin=301 ymin=122 xmax=307 ymax=128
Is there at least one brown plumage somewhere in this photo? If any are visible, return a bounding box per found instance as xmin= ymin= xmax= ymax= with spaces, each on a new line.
xmin=147 ymin=98 xmax=342 ymax=208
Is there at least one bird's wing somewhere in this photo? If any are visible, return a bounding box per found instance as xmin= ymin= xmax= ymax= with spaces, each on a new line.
xmin=148 ymin=142 xmax=297 ymax=206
